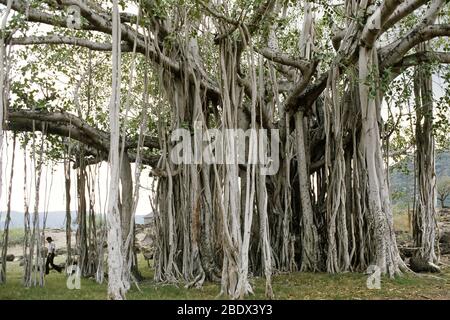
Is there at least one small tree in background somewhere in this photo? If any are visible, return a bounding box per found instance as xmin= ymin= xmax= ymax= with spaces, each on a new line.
xmin=437 ymin=177 xmax=450 ymax=209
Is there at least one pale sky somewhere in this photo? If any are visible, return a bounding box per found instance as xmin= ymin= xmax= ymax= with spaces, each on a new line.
xmin=0 ymin=137 xmax=155 ymax=216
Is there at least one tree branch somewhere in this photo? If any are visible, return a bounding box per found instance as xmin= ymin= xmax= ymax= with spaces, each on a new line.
xmin=380 ymin=23 xmax=450 ymax=68
xmin=255 ymin=47 xmax=311 ymax=73
xmin=284 ymin=60 xmax=320 ymax=113
xmin=392 ymin=51 xmax=450 ymax=69
xmin=360 ymin=0 xmax=402 ymax=48
xmin=10 ymin=35 xmax=132 ymax=52
xmin=381 ymin=0 xmax=430 ymax=33
xmin=379 ymin=0 xmax=447 ymax=67
xmin=0 ymin=0 xmax=97 ymax=31
xmin=5 ymin=109 xmax=160 ymax=152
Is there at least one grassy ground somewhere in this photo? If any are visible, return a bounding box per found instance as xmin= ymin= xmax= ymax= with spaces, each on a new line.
xmin=0 ymin=254 xmax=449 ymax=300
xmin=393 ymin=213 xmax=411 ymax=233
xmin=0 ymin=229 xmax=25 ymax=247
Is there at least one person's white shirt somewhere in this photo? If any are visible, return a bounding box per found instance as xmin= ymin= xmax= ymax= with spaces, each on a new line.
xmin=48 ymin=242 xmax=56 ymax=254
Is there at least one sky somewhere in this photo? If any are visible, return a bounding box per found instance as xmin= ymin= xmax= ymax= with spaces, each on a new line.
xmin=0 ymin=138 xmax=155 ymax=216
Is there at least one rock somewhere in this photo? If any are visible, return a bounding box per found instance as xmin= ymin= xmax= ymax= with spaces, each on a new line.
xmin=56 ymin=248 xmax=67 ymax=255
xmin=135 ymin=225 xmax=155 ymax=262
xmin=142 ymin=250 xmax=153 ymax=261
xmin=409 ymin=255 xmax=440 ymax=273
xmin=439 ymin=231 xmax=450 ymax=244
xmin=440 ymin=243 xmax=450 ymax=255
xmin=399 ymin=247 xmax=417 ymax=259
xmin=438 ymin=208 xmax=450 ymax=217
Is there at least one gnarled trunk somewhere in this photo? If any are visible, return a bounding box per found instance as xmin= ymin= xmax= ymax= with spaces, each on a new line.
xmin=412 ymin=43 xmax=439 ymax=272
xmin=107 ymin=0 xmax=127 ymax=299
xmin=358 ymin=46 xmax=406 ymax=276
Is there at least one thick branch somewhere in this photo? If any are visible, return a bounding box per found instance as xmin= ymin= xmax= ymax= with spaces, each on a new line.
xmin=382 ymin=0 xmax=430 ymax=33
xmin=255 ymin=47 xmax=311 ymax=73
xmin=10 ymin=35 xmax=132 ymax=52
xmin=7 ymin=109 xmax=110 ymax=150
xmin=0 ymin=0 xmax=97 ymax=30
xmin=380 ymin=24 xmax=450 ymax=68
xmin=5 ymin=109 xmax=160 ymax=151
xmin=360 ymin=0 xmax=402 ymax=48
xmin=284 ymin=60 xmax=319 ymax=113
xmin=379 ymin=0 xmax=447 ymax=67
xmin=392 ymin=51 xmax=450 ymax=69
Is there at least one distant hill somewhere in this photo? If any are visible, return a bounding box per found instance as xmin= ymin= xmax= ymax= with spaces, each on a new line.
xmin=390 ymin=150 xmax=450 ymax=209
xmin=0 ymin=211 xmax=68 ymax=230
xmin=0 ymin=211 xmax=148 ymax=230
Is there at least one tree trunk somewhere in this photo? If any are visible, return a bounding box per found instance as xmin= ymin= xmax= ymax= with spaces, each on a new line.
xmin=0 ymin=0 xmax=12 ymax=285
xmin=64 ymin=155 xmax=72 ymax=267
xmin=76 ymin=164 xmax=88 ymax=275
xmin=358 ymin=46 xmax=406 ymax=276
xmin=0 ymin=135 xmax=16 ymax=283
xmin=107 ymin=0 xmax=127 ymax=299
xmin=22 ymin=148 xmax=33 ymax=287
xmin=295 ymin=111 xmax=320 ymax=272
xmin=412 ymin=43 xmax=439 ymax=272
xmin=120 ymin=153 xmax=141 ymax=281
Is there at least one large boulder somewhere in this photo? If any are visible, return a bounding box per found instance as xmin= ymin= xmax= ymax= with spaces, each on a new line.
xmin=56 ymin=248 xmax=67 ymax=256
xmin=135 ymin=226 xmax=155 ymax=266
xmin=439 ymin=231 xmax=450 ymax=244
xmin=440 ymin=243 xmax=450 ymax=255
xmin=399 ymin=247 xmax=417 ymax=259
xmin=409 ymin=255 xmax=440 ymax=273
xmin=439 ymin=231 xmax=450 ymax=254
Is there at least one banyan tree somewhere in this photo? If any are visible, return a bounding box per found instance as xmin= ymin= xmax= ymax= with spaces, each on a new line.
xmin=0 ymin=0 xmax=449 ymax=299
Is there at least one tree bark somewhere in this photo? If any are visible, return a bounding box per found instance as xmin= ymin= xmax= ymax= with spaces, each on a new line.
xmin=412 ymin=42 xmax=439 ymax=272
xmin=295 ymin=111 xmax=320 ymax=272
xmin=358 ymin=46 xmax=406 ymax=276
xmin=107 ymin=0 xmax=127 ymax=300
xmin=0 ymin=135 xmax=16 ymax=283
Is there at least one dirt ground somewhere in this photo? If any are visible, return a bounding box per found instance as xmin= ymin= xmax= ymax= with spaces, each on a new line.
xmin=7 ymin=229 xmax=75 ymax=257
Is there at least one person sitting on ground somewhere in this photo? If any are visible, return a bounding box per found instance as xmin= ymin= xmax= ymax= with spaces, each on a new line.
xmin=45 ymin=237 xmax=62 ymax=274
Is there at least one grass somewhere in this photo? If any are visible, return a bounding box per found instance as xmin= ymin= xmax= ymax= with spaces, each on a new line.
xmin=0 ymin=229 xmax=25 ymax=247
xmin=0 ymin=254 xmax=449 ymax=300
xmin=393 ymin=213 xmax=411 ymax=233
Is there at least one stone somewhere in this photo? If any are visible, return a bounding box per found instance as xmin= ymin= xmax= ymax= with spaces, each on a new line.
xmin=409 ymin=255 xmax=440 ymax=273
xmin=439 ymin=231 xmax=450 ymax=244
